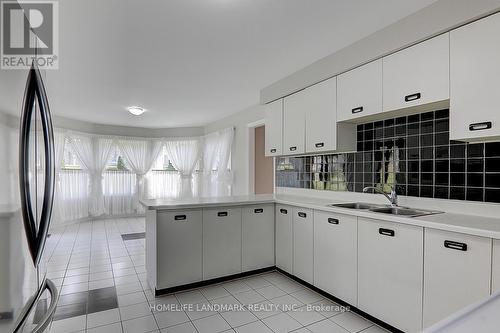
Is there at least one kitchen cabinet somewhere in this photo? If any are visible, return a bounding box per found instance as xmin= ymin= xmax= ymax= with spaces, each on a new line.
xmin=283 ymin=89 xmax=306 ymax=155
xmin=383 ymin=33 xmax=449 ymax=113
xmin=423 ymin=229 xmax=491 ymax=328
xmin=450 ymin=12 xmax=500 ymax=141
xmin=304 ymin=77 xmax=336 ymax=153
xmin=358 ymin=218 xmax=423 ymax=333
xmin=203 ymin=207 xmax=242 ymax=279
xmin=265 ymin=99 xmax=283 ymax=156
xmin=293 ymin=207 xmax=314 ymax=284
xmin=337 ymin=59 xmax=383 ymax=123
xmin=156 ymin=210 xmax=203 ymax=289
xmin=275 ymin=204 xmax=293 ymax=274
xmin=314 ymin=210 xmax=357 ymax=305
xmin=242 ymin=204 xmax=275 ymax=272
xmin=493 ymin=240 xmax=500 ymax=293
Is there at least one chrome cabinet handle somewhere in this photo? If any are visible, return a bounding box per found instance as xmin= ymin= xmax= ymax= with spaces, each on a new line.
xmin=289 ymin=146 xmax=297 ymax=151
xmin=19 ymin=62 xmax=55 ymax=267
xmin=444 ymin=240 xmax=467 ymax=251
xmin=297 ymin=212 xmax=307 ymax=218
xmin=315 ymin=142 xmax=324 ymax=148
xmin=351 ymin=106 xmax=363 ymax=114
xmin=404 ymin=93 xmax=421 ymax=102
xmin=217 ymin=211 xmax=228 ymax=217
xmin=254 ymin=208 xmax=264 ymax=213
xmin=13 ymin=278 xmax=58 ymax=333
xmin=379 ymin=228 xmax=395 ymax=237
xmin=328 ymin=218 xmax=339 ymax=225
xmin=270 ymin=148 xmax=277 ymax=153
xmin=174 ymin=215 xmax=187 ymax=221
xmin=279 ymin=208 xmax=288 ymax=214
xmin=469 ymin=122 xmax=492 ymax=131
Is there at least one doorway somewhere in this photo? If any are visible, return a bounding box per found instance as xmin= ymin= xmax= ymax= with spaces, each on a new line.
xmin=254 ymin=126 xmax=273 ymax=194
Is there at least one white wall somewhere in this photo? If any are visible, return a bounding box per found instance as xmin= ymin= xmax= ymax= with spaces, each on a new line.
xmin=204 ymin=104 xmax=266 ymax=195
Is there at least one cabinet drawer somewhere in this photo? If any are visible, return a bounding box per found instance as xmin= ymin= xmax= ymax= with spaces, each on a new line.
xmin=293 ymin=207 xmax=313 ymax=284
xmin=276 ymin=205 xmax=293 ymax=273
xmin=242 ymin=204 xmax=275 ymax=271
xmin=337 ymin=59 xmax=383 ymax=123
xmin=157 ymin=210 xmax=203 ymax=289
xmin=314 ymin=211 xmax=357 ymax=305
xmin=383 ymin=33 xmax=449 ymax=113
xmin=358 ymin=218 xmax=423 ymax=332
xmin=203 ymin=207 xmax=242 ymax=279
xmin=423 ymin=229 xmax=491 ymax=328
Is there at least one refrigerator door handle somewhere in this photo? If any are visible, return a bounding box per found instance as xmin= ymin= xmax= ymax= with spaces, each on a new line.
xmin=13 ymin=278 xmax=59 ymax=333
xmin=19 ymin=62 xmax=55 ymax=267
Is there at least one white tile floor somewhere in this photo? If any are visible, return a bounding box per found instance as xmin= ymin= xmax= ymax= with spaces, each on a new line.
xmin=44 ymin=217 xmax=390 ymax=333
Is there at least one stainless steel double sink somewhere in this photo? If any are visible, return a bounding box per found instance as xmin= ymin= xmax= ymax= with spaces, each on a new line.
xmin=329 ymin=202 xmax=443 ymax=217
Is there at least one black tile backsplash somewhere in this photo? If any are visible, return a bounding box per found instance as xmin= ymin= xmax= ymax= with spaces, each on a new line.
xmin=275 ymin=109 xmax=500 ymax=203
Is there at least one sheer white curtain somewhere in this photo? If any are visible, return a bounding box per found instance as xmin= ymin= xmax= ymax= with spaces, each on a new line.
xmin=164 ymin=138 xmax=201 ymax=198
xmin=59 ymin=169 xmax=89 ymax=221
xmin=146 ymin=171 xmax=180 ymax=199
xmin=51 ymin=131 xmax=66 ymax=225
xmin=214 ymin=127 xmax=234 ymax=196
xmin=69 ymin=135 xmax=114 ymax=216
xmin=103 ymin=171 xmax=136 ymax=215
xmin=118 ymin=139 xmax=163 ymax=211
xmin=201 ymin=127 xmax=234 ymax=197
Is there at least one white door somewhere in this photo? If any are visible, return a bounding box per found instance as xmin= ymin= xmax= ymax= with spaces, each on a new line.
xmin=358 ymin=218 xmax=423 ymax=333
xmin=283 ymin=90 xmax=306 ymax=155
xmin=275 ymin=205 xmax=293 ymax=273
xmin=450 ymin=12 xmax=500 ymax=141
xmin=203 ymin=207 xmax=242 ymax=279
xmin=383 ymin=33 xmax=449 ymax=112
xmin=423 ymin=229 xmax=492 ymax=328
xmin=337 ymin=59 xmax=383 ymax=122
xmin=265 ymin=99 xmax=283 ymax=156
xmin=314 ymin=211 xmax=357 ymax=305
xmin=242 ymin=204 xmax=275 ymax=271
xmin=493 ymin=239 xmax=500 ymax=293
xmin=156 ymin=210 xmax=203 ymax=289
xmin=293 ymin=207 xmax=313 ymax=284
xmin=305 ymin=77 xmax=337 ymax=153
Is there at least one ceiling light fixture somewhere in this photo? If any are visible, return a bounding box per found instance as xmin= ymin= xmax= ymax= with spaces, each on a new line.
xmin=127 ymin=106 xmax=146 ymax=116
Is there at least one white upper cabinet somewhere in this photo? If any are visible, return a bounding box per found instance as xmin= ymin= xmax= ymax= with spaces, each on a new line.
xmin=304 ymin=77 xmax=337 ymax=153
xmin=265 ymin=99 xmax=283 ymax=156
xmin=283 ymin=89 xmax=306 ymax=155
xmin=337 ymin=59 xmax=383 ymax=123
xmin=383 ymin=33 xmax=449 ymax=113
xmin=450 ymin=12 xmax=500 ymax=141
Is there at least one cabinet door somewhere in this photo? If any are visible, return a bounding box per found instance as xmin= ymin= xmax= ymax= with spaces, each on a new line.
xmin=283 ymin=90 xmax=306 ymax=155
xmin=265 ymin=99 xmax=283 ymax=156
xmin=314 ymin=211 xmax=357 ymax=305
xmin=450 ymin=12 xmax=500 ymax=141
xmin=203 ymin=207 xmax=242 ymax=279
xmin=337 ymin=59 xmax=383 ymax=122
xmin=423 ymin=229 xmax=491 ymax=328
xmin=275 ymin=205 xmax=293 ymax=273
xmin=358 ymin=218 xmax=423 ymax=333
xmin=383 ymin=33 xmax=449 ymax=112
xmin=157 ymin=210 xmax=203 ymax=289
xmin=293 ymin=207 xmax=313 ymax=284
xmin=305 ymin=78 xmax=337 ymax=153
xmin=493 ymin=240 xmax=500 ymax=293
xmin=242 ymin=204 xmax=275 ymax=271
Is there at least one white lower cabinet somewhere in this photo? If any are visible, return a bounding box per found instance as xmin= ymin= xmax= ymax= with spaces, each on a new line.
xmin=203 ymin=207 xmax=242 ymax=280
xmin=242 ymin=204 xmax=275 ymax=272
xmin=293 ymin=207 xmax=313 ymax=284
xmin=423 ymin=229 xmax=492 ymax=328
xmin=156 ymin=210 xmax=203 ymax=289
xmin=358 ymin=218 xmax=423 ymax=333
xmin=314 ymin=211 xmax=357 ymax=305
xmin=275 ymin=205 xmax=293 ymax=274
xmin=493 ymin=239 xmax=500 ymax=293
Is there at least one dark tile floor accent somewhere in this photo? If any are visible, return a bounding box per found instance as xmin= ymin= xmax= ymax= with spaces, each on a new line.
xmin=34 ymin=286 xmax=118 ymax=323
xmin=121 ymin=232 xmax=146 ymax=241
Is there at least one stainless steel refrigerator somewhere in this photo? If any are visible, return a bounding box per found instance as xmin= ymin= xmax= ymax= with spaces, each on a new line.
xmin=0 ymin=61 xmax=58 ymax=332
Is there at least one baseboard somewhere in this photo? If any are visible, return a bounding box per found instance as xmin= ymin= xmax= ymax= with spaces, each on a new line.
xmin=275 ymin=268 xmax=403 ymax=333
xmin=154 ymin=266 xmax=275 ymax=296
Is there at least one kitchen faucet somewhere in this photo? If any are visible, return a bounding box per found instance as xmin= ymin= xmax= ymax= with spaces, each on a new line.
xmin=363 ymin=186 xmax=398 ymax=207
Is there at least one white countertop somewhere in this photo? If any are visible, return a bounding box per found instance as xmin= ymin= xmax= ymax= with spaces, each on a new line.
xmin=141 ymin=194 xmax=500 ymax=239
xmin=423 ymin=291 xmax=500 ymax=333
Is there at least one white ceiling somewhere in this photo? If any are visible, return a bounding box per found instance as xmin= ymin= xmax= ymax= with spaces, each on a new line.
xmin=0 ymin=0 xmax=439 ymax=128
